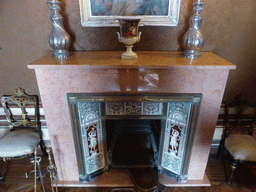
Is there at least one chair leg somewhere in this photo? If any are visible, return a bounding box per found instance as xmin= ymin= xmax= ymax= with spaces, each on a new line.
xmin=40 ymin=140 xmax=48 ymax=157
xmin=0 ymin=159 xmax=9 ymax=183
xmin=228 ymin=160 xmax=237 ymax=184
xmin=217 ymin=139 xmax=225 ymax=161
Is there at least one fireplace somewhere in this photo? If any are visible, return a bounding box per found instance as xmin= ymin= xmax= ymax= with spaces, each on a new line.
xmin=68 ymin=94 xmax=201 ymax=184
xmin=28 ymin=51 xmax=236 ymax=187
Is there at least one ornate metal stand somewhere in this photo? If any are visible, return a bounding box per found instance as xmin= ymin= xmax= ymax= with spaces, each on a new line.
xmin=182 ymin=0 xmax=204 ymax=58
xmin=47 ymin=148 xmax=58 ymax=192
xmin=47 ymin=0 xmax=71 ymax=60
xmin=34 ymin=146 xmax=46 ymax=192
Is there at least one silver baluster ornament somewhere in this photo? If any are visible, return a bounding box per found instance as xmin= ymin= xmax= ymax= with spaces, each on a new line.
xmin=47 ymin=0 xmax=71 ymax=59
xmin=182 ymin=0 xmax=204 ymax=58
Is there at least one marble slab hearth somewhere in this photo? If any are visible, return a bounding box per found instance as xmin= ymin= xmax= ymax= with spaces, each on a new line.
xmin=28 ymin=51 xmax=236 ymax=187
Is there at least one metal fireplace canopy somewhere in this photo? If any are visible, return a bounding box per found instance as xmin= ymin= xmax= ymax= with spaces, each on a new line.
xmin=67 ymin=93 xmax=202 ymax=183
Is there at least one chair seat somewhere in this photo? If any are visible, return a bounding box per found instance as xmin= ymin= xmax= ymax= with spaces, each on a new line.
xmin=225 ymin=134 xmax=256 ymax=161
xmin=0 ymin=129 xmax=40 ymax=158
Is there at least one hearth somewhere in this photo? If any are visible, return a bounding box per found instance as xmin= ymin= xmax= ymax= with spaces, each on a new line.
xmin=67 ymin=94 xmax=201 ymax=183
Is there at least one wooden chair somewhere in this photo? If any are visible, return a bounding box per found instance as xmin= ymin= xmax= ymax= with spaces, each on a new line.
xmin=217 ymin=95 xmax=256 ymax=184
xmin=0 ymin=88 xmax=47 ymax=191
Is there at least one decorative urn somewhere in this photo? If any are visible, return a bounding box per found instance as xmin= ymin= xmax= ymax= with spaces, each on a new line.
xmin=117 ymin=18 xmax=142 ymax=59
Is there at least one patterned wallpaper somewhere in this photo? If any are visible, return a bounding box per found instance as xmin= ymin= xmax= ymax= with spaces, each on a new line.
xmin=0 ymin=0 xmax=255 ymax=101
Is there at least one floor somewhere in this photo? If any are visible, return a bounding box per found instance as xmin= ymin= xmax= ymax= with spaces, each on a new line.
xmin=0 ymin=149 xmax=256 ymax=192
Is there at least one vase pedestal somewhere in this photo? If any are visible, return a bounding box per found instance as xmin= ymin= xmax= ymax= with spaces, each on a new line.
xmin=121 ymin=45 xmax=137 ymax=59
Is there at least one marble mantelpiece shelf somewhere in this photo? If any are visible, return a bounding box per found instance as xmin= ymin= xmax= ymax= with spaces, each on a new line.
xmin=28 ymin=51 xmax=236 ymax=70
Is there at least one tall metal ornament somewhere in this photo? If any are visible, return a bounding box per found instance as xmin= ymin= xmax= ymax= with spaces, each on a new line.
xmin=47 ymin=0 xmax=71 ymax=59
xmin=182 ymin=0 xmax=204 ymax=58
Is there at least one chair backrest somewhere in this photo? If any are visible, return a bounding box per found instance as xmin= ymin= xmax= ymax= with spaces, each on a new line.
xmin=1 ymin=88 xmax=41 ymax=131
xmin=223 ymin=95 xmax=256 ymax=139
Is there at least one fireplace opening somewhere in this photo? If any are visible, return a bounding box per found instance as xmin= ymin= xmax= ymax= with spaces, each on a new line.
xmin=68 ymin=93 xmax=202 ymax=183
xmin=106 ymin=119 xmax=162 ymax=168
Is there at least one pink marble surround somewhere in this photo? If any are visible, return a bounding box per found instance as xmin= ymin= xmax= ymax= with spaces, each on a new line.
xmin=28 ymin=51 xmax=236 ymax=187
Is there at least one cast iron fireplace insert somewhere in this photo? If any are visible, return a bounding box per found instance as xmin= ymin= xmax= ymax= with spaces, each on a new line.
xmin=67 ymin=94 xmax=201 ymax=183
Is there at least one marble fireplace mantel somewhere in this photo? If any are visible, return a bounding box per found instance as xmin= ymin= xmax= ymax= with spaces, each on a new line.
xmin=28 ymin=51 xmax=236 ymax=187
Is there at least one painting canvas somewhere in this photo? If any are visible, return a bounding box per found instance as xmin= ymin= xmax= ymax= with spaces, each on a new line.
xmin=79 ymin=0 xmax=181 ymax=27
xmin=90 ymin=0 xmax=169 ymax=16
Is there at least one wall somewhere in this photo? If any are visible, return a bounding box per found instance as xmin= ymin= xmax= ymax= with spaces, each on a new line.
xmin=0 ymin=0 xmax=256 ymax=102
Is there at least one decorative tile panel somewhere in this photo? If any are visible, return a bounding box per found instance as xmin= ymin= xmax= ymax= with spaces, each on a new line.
xmin=162 ymin=152 xmax=181 ymax=174
xmin=78 ymin=102 xmax=100 ymax=125
xmin=143 ymin=102 xmax=163 ymax=115
xmin=126 ymin=102 xmax=142 ymax=115
xmin=105 ymin=102 xmax=125 ymax=115
xmin=168 ymin=102 xmax=191 ymax=125
xmin=85 ymin=152 xmax=104 ymax=175
xmin=168 ymin=124 xmax=183 ymax=155
xmin=161 ymin=102 xmax=192 ymax=175
xmin=83 ymin=123 xmax=99 ymax=156
xmin=77 ymin=101 xmax=105 ymax=175
xmin=105 ymin=102 xmax=163 ymax=115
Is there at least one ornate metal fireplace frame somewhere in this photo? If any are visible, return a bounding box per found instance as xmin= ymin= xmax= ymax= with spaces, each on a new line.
xmin=67 ymin=93 xmax=202 ymax=183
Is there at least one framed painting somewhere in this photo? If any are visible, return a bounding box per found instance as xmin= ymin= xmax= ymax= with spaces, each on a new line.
xmin=79 ymin=0 xmax=181 ymax=27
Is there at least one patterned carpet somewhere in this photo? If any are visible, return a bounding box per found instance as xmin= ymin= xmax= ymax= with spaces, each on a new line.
xmin=0 ymin=151 xmax=256 ymax=192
